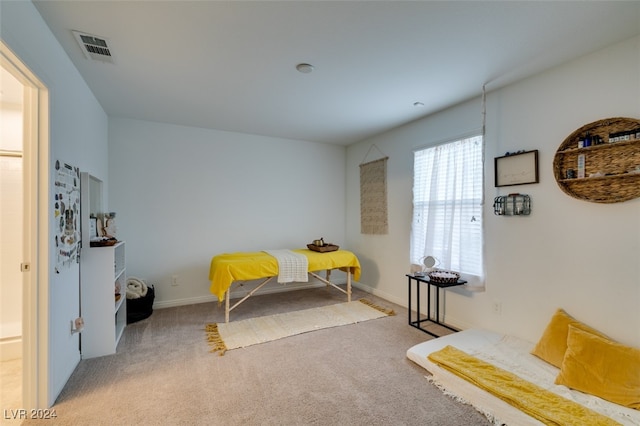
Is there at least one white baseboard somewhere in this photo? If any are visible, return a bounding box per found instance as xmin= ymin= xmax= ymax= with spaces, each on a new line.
xmin=153 ymin=294 xmax=219 ymax=310
xmin=353 ymin=282 xmax=473 ymax=331
xmin=352 ymin=282 xmax=405 ymax=307
xmin=0 ymin=336 xmax=21 ymax=361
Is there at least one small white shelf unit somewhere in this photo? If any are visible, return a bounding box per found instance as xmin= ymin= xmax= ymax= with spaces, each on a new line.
xmin=80 ymin=172 xmax=126 ymax=358
xmin=80 ymin=241 xmax=126 ymax=359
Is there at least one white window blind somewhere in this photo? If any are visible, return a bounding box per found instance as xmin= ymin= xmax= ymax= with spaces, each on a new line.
xmin=410 ymin=135 xmax=484 ymax=287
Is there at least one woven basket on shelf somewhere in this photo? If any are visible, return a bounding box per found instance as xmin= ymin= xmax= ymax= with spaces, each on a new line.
xmin=427 ymin=269 xmax=460 ymax=283
xmin=553 ymin=117 xmax=640 ymax=203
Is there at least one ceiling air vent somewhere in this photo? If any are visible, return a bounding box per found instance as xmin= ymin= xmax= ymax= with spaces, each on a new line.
xmin=72 ymin=30 xmax=115 ymax=63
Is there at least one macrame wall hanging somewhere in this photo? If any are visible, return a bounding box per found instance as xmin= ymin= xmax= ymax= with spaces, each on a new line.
xmin=359 ymin=144 xmax=389 ymax=235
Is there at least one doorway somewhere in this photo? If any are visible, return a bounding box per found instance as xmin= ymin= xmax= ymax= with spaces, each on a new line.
xmin=0 ymin=62 xmax=24 ymax=414
xmin=1 ymin=40 xmax=50 ymax=412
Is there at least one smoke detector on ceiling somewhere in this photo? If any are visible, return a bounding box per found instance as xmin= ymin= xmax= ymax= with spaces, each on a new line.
xmin=296 ymin=63 xmax=314 ymax=74
xmin=72 ymin=30 xmax=115 ymax=63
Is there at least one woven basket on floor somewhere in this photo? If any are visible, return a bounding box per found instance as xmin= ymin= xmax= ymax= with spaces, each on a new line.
xmin=553 ymin=117 xmax=640 ymax=203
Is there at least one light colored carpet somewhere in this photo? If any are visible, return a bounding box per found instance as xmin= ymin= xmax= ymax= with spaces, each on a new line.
xmin=206 ymin=299 xmax=394 ymax=355
xmin=0 ymin=358 xmax=22 ymax=425
xmin=20 ymin=286 xmax=490 ymax=425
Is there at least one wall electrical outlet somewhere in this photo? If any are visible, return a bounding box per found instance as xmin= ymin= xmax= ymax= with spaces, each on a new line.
xmin=492 ymin=300 xmax=502 ymax=315
xmin=171 ymin=275 xmax=179 ymax=286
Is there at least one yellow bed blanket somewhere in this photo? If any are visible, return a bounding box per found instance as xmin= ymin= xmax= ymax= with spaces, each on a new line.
xmin=428 ymin=345 xmax=620 ymax=426
xmin=209 ymin=249 xmax=361 ymax=301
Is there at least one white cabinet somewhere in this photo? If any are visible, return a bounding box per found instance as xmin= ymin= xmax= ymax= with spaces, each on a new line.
xmin=80 ymin=172 xmax=126 ymax=358
xmin=80 ymin=242 xmax=126 ymax=358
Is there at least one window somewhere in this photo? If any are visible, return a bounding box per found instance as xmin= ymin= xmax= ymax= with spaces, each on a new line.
xmin=410 ymin=135 xmax=484 ymax=287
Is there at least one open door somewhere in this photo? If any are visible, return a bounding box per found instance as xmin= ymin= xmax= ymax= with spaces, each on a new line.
xmin=1 ymin=40 xmax=50 ymax=411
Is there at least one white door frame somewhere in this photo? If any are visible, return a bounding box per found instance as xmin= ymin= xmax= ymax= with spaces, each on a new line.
xmin=1 ymin=41 xmax=50 ymax=409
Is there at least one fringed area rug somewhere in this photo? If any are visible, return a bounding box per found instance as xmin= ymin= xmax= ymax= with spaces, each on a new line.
xmin=205 ymin=299 xmax=395 ymax=355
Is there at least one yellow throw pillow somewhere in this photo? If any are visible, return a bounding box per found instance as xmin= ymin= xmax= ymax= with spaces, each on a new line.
xmin=531 ymin=308 xmax=609 ymax=368
xmin=555 ymin=326 xmax=640 ymax=410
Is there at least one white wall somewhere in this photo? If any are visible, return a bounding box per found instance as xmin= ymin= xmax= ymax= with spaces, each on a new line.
xmin=108 ymin=118 xmax=347 ymax=307
xmin=1 ymin=1 xmax=109 ymax=405
xmin=346 ymin=35 xmax=640 ymax=347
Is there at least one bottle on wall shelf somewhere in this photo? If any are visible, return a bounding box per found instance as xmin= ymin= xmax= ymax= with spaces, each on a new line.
xmin=608 ymin=129 xmax=640 ymax=143
xmin=577 ymin=154 xmax=586 ymax=179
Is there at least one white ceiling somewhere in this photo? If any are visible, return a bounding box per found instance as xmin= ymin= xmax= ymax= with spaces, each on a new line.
xmin=33 ymin=1 xmax=640 ymax=145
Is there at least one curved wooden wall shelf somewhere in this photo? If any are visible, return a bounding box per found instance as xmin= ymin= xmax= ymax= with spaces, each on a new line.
xmin=553 ymin=117 xmax=640 ymax=203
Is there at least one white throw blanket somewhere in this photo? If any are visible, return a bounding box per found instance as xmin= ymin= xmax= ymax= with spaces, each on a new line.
xmin=126 ymin=277 xmax=148 ymax=299
xmin=264 ymin=249 xmax=309 ymax=283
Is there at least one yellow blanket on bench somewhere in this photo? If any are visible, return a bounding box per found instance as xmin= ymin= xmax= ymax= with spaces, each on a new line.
xmin=428 ymin=345 xmax=621 ymax=426
xmin=209 ymin=249 xmax=361 ymax=301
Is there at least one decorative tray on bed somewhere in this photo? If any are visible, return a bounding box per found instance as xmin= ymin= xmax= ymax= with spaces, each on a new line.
xmin=307 ymin=243 xmax=339 ymax=253
xmin=427 ymin=269 xmax=460 ymax=283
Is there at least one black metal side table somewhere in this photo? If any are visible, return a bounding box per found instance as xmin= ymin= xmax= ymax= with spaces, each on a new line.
xmin=407 ymin=274 xmax=466 ymax=337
